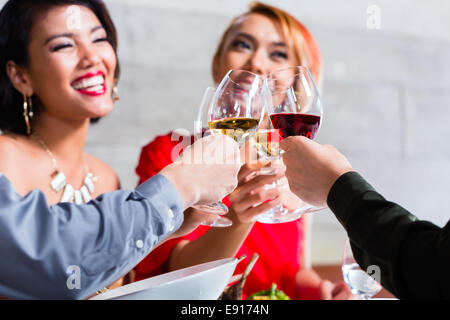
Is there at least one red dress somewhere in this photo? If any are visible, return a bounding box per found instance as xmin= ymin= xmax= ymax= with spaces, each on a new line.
xmin=133 ymin=132 xmax=306 ymax=299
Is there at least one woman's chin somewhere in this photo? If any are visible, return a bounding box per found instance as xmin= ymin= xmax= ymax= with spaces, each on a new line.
xmin=88 ymin=102 xmax=115 ymax=118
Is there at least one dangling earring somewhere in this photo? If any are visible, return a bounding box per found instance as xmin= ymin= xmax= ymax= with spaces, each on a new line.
xmin=23 ymin=94 xmax=34 ymax=136
xmin=112 ymin=85 xmax=120 ymax=102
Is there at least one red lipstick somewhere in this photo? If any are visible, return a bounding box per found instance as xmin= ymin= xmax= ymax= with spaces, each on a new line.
xmin=72 ymin=71 xmax=107 ymax=97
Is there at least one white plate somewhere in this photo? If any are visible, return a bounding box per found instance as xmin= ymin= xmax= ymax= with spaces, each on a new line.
xmin=90 ymin=257 xmax=240 ymax=300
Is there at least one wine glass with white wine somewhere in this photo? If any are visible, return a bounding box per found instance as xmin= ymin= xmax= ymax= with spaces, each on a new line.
xmin=252 ymin=127 xmax=312 ymax=223
xmin=192 ymin=69 xmax=266 ymax=227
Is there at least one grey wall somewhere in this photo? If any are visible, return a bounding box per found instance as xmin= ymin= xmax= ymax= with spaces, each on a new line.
xmin=1 ymin=0 xmax=450 ymax=264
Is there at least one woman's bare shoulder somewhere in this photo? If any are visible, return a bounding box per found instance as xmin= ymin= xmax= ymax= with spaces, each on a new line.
xmin=0 ymin=134 xmax=21 ymax=148
xmin=0 ymin=135 xmax=37 ymax=193
xmin=85 ymin=154 xmax=121 ymax=191
xmin=0 ymin=134 xmax=26 ymax=166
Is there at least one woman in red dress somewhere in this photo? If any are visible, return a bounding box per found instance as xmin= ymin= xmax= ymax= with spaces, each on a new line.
xmin=133 ymin=2 xmax=354 ymax=300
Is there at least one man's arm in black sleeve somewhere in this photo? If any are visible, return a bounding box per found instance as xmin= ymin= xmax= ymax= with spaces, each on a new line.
xmin=327 ymin=171 xmax=450 ymax=299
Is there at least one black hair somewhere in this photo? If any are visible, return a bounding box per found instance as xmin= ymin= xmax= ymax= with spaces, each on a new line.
xmin=0 ymin=0 xmax=120 ymax=135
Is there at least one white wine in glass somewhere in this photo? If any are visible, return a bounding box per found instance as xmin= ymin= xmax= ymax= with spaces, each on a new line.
xmin=192 ymin=69 xmax=266 ymax=227
xmin=209 ymin=118 xmax=259 ymax=145
xmin=252 ymin=128 xmax=314 ymax=224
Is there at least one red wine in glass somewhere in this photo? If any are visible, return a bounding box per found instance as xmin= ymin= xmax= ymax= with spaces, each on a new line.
xmin=270 ymin=113 xmax=321 ymax=139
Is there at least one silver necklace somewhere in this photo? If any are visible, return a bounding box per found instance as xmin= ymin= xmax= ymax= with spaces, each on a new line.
xmin=32 ymin=133 xmax=98 ymax=204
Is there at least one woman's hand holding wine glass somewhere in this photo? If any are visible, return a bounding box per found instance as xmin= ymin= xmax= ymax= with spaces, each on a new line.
xmin=226 ymin=162 xmax=285 ymax=224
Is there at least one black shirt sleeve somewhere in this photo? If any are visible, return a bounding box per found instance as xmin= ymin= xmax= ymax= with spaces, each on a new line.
xmin=327 ymin=171 xmax=450 ymax=299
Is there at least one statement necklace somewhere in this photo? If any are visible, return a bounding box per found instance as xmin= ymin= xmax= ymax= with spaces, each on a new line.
xmin=32 ymin=133 xmax=98 ymax=204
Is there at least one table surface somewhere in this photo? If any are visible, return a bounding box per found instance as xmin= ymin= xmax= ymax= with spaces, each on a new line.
xmin=313 ymin=264 xmax=396 ymax=299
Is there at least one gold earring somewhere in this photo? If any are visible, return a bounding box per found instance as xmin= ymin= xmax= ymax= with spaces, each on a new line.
xmin=112 ymin=86 xmax=120 ymax=102
xmin=23 ymin=94 xmax=33 ymax=136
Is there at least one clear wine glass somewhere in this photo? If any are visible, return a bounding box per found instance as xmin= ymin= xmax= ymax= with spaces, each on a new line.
xmin=252 ymin=127 xmax=315 ymax=223
xmin=192 ymin=70 xmax=266 ymax=227
xmin=191 ymin=86 xmax=233 ymax=227
xmin=266 ymin=65 xmax=326 ymax=214
xmin=342 ymin=239 xmax=382 ymax=300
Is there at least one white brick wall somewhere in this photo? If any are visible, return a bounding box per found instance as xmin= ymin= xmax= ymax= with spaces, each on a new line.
xmin=1 ymin=0 xmax=450 ymax=264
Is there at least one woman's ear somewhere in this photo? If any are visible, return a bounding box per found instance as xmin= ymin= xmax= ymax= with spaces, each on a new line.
xmin=6 ymin=61 xmax=33 ymax=96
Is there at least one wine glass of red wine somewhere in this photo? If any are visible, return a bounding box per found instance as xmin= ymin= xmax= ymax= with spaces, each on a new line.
xmin=266 ymin=65 xmax=325 ymax=213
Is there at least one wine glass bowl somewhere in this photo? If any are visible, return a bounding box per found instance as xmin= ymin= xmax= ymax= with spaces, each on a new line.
xmin=266 ymin=65 xmax=320 ymax=109
xmin=342 ymin=239 xmax=382 ymax=300
xmin=208 ymin=69 xmax=266 ymax=146
xmin=266 ymin=66 xmax=323 ymax=139
xmin=252 ymin=128 xmax=284 ymax=163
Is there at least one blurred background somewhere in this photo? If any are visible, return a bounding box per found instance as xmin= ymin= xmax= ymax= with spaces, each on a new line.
xmin=1 ymin=0 xmax=450 ymax=266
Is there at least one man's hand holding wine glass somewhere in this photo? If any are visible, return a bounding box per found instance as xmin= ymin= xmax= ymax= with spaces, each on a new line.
xmin=280 ymin=136 xmax=354 ymax=208
xmin=160 ymin=134 xmax=241 ymax=209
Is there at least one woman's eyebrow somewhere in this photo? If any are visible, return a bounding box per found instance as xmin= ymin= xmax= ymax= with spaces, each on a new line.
xmin=271 ymin=41 xmax=287 ymax=47
xmin=44 ymin=25 xmax=104 ymax=45
xmin=235 ymin=32 xmax=255 ymax=42
xmin=91 ymin=25 xmax=104 ymax=33
xmin=235 ymin=32 xmax=286 ymax=48
xmin=44 ymin=32 xmax=73 ymax=45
